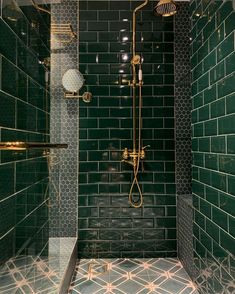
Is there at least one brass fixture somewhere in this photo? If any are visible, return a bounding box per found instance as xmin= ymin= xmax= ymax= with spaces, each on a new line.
xmin=51 ymin=23 xmax=77 ymax=44
xmin=31 ymin=0 xmax=51 ymax=14
xmin=122 ymin=0 xmax=149 ymax=209
xmin=64 ymin=91 xmax=92 ymax=103
xmin=62 ymin=69 xmax=92 ymax=103
xmin=0 ymin=142 xmax=68 ymax=151
xmin=154 ymin=0 xmax=177 ymax=17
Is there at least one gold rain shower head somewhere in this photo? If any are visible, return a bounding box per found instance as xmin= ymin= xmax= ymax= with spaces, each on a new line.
xmin=154 ymin=0 xmax=177 ymax=17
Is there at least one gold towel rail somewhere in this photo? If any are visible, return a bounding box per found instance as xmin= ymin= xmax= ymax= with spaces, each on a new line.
xmin=0 ymin=142 xmax=68 ymax=151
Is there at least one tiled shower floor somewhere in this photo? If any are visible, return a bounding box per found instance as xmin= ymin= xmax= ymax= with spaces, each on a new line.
xmin=69 ymin=258 xmax=198 ymax=294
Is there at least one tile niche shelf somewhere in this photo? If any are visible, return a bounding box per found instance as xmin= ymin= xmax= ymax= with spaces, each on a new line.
xmin=0 ymin=142 xmax=68 ymax=150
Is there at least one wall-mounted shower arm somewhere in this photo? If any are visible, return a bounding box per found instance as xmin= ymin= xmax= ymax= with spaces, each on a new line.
xmin=132 ymin=0 xmax=149 ymax=59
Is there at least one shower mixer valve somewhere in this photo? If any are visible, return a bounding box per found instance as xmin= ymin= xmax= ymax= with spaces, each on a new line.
xmin=122 ymin=145 xmax=150 ymax=167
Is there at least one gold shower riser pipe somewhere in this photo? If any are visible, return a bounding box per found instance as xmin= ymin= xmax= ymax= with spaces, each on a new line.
xmin=132 ymin=0 xmax=149 ymax=153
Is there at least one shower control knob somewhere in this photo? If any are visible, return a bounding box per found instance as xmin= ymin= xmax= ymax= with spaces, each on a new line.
xmin=122 ymin=148 xmax=129 ymax=160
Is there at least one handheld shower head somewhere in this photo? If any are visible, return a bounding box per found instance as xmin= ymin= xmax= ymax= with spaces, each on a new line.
xmin=154 ymin=0 xmax=177 ymax=17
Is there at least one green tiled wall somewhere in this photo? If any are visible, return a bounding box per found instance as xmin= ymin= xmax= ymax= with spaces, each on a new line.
xmin=191 ymin=1 xmax=235 ymax=292
xmin=0 ymin=0 xmax=50 ymax=264
xmin=78 ymin=0 xmax=176 ymax=258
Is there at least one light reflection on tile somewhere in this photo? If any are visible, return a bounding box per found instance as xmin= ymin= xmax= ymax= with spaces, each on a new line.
xmin=69 ymin=258 xmax=198 ymax=294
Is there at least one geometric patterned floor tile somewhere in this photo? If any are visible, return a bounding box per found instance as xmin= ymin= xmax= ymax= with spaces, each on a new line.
xmin=69 ymin=258 xmax=199 ymax=294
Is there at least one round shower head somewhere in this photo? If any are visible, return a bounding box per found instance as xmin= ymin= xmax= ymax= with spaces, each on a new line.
xmin=154 ymin=0 xmax=177 ymax=17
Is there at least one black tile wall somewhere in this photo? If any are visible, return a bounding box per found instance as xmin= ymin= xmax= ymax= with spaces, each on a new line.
xmin=191 ymin=1 xmax=235 ymax=293
xmin=78 ymin=0 xmax=176 ymax=258
xmin=0 ymin=0 xmax=50 ymax=264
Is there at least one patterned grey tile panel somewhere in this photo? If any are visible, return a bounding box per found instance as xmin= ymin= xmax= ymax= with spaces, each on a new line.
xmin=175 ymin=140 xmax=192 ymax=195
xmin=69 ymin=258 xmax=198 ymax=294
xmin=50 ymin=0 xmax=79 ymax=237
xmin=177 ymin=195 xmax=194 ymax=280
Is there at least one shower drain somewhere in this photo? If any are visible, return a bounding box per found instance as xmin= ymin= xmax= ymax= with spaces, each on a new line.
xmin=88 ymin=260 xmax=108 ymax=277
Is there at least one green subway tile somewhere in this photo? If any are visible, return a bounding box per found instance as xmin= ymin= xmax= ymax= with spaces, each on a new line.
xmin=226 ymin=52 xmax=235 ymax=76
xmin=205 ymin=154 xmax=218 ymax=170
xmin=217 ymin=33 xmax=234 ymax=62
xmin=99 ymin=32 xmax=119 ymax=42
xmin=203 ymin=16 xmax=215 ymax=41
xmin=203 ymin=84 xmax=216 ymax=104
xmin=226 ymin=93 xmax=235 ymax=115
xmin=200 ymin=230 xmax=212 ymax=252
xmin=205 ymin=219 xmax=220 ymax=243
xmin=110 ymin=107 xmax=130 ymax=117
xmin=198 ymin=105 xmax=209 ymax=121
xmin=218 ymin=74 xmax=235 ymax=98
xmin=79 ymin=32 xmax=97 ymax=42
xmin=99 ymin=118 xmax=119 ymax=128
xmin=210 ymin=61 xmax=225 ymax=84
xmin=80 ymin=54 xmax=97 ymax=63
xmin=199 ymin=168 xmax=211 ymax=185
xmin=195 ymin=210 xmax=205 ymax=230
xmin=211 ymin=171 xmax=226 ymax=191
xmin=209 ymin=24 xmax=224 ymax=51
xmin=0 ymin=19 xmax=16 ymax=63
xmin=211 ymin=98 xmax=225 ymax=118
xmin=227 ymin=135 xmax=235 ymax=154
xmin=229 ymin=215 xmax=235 ymax=238
xmin=198 ymin=73 xmax=209 ymax=92
xmin=193 ymin=93 xmax=203 ymax=108
xmin=217 ymin=1 xmax=233 ymax=25
xmin=110 ymin=86 xmax=130 ymax=97
xmin=2 ymin=0 xmax=28 ymax=43
xmin=204 ymin=119 xmax=217 ymax=136
xmin=99 ymin=54 xmax=119 ymax=63
xmin=88 ymin=107 xmax=109 ymax=118
xmin=205 ymin=186 xmax=219 ymax=206
xmin=99 ymin=11 xmax=119 ymax=21
xmin=225 ymin=12 xmax=235 ymax=36
xmin=220 ymin=192 xmax=235 ymax=217
xmin=80 ymin=118 xmax=98 ymax=129
xmin=219 ymin=155 xmax=235 ymax=175
xmin=199 ymin=137 xmax=210 ymax=152
xmin=228 ymin=176 xmax=235 ymax=196
xmin=88 ymin=22 xmax=108 ymax=31
xmin=0 ymin=91 xmax=16 ymax=128
xmin=88 ymin=43 xmax=108 ymax=52
xmin=1 ymin=57 xmax=27 ymax=100
xmin=220 ymin=230 xmax=235 ymax=256
xmin=79 ymin=11 xmax=97 ymax=21
xmin=193 ymin=152 xmax=204 ymax=167
xmin=194 ymin=122 xmax=204 ymax=137
xmin=211 ymin=136 xmax=226 ymax=153
xmin=17 ymin=100 xmax=37 ymax=131
xmin=87 ymin=64 xmax=109 ymax=74
xmin=110 ymin=129 xmax=130 ymax=139
xmin=218 ymin=114 xmax=235 ymax=134
xmin=203 ymin=49 xmax=216 ymax=72
xmin=88 ymin=129 xmax=109 ymax=139
xmin=0 ymin=163 xmax=15 ymax=200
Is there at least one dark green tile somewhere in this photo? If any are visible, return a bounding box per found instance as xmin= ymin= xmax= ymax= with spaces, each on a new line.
xmin=211 ymin=136 xmax=226 ymax=153
xmin=0 ymin=19 xmax=16 ymax=63
xmin=0 ymin=91 xmax=16 ymax=128
xmin=227 ymin=135 xmax=235 ymax=154
xmin=218 ymin=114 xmax=235 ymax=134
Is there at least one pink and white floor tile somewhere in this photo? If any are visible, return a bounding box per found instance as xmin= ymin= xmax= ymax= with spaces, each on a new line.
xmin=69 ymin=258 xmax=198 ymax=294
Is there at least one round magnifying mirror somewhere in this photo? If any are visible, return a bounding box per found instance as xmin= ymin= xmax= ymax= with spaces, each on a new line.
xmin=62 ymin=69 xmax=84 ymax=92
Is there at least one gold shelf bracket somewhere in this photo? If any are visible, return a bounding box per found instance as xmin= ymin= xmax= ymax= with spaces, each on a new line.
xmin=51 ymin=23 xmax=77 ymax=44
xmin=64 ymin=91 xmax=92 ymax=103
